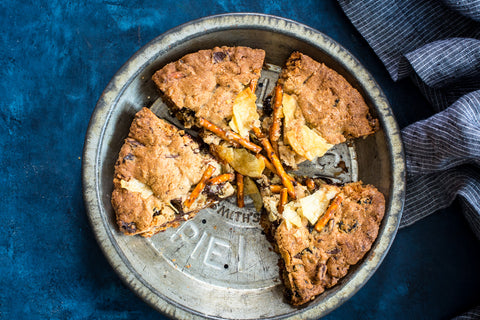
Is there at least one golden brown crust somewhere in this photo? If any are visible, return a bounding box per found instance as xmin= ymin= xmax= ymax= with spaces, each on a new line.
xmin=278 ymin=52 xmax=378 ymax=145
xmin=152 ymin=46 xmax=265 ymax=129
xmin=111 ymin=107 xmax=233 ymax=237
xmin=113 ymin=48 xmax=385 ymax=306
xmin=269 ymin=182 xmax=385 ymax=305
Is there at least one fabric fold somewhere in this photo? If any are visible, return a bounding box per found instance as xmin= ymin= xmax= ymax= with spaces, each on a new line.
xmin=442 ymin=0 xmax=480 ymax=22
xmin=402 ymin=90 xmax=480 ymax=174
xmin=338 ymin=0 xmax=480 ymax=238
xmin=338 ymin=0 xmax=480 ymax=81
xmin=402 ymin=165 xmax=480 ymax=229
xmin=338 ymin=0 xmax=480 ymax=318
xmin=405 ymin=38 xmax=480 ymax=89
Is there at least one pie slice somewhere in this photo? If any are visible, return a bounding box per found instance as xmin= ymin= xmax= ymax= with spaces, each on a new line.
xmin=272 ymin=52 xmax=379 ymax=167
xmin=260 ymin=181 xmax=385 ymax=305
xmin=111 ymin=107 xmax=234 ymax=237
xmin=152 ymin=46 xmax=265 ymax=133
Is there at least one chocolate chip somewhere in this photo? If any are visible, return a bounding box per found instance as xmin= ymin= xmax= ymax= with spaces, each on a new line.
xmin=153 ymin=207 xmax=161 ymax=217
xmin=170 ymin=199 xmax=184 ymax=214
xmin=303 ymin=247 xmax=313 ymax=254
xmin=326 ymin=248 xmax=341 ymax=254
xmin=120 ymin=221 xmax=137 ymax=233
xmin=213 ymin=51 xmax=226 ymax=63
xmin=333 ymin=98 xmax=340 ymax=108
xmin=338 ymin=220 xmax=358 ymax=233
xmin=204 ymin=184 xmax=223 ymax=200
xmin=308 ymin=224 xmax=315 ymax=234
xmin=349 ymin=221 xmax=358 ymax=232
xmin=357 ymin=197 xmax=372 ymax=205
xmin=127 ymin=139 xmax=144 ymax=148
xmin=363 ymin=197 xmax=372 ymax=204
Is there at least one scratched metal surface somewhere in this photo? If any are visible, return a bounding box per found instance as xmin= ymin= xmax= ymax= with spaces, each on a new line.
xmin=82 ymin=14 xmax=404 ymax=320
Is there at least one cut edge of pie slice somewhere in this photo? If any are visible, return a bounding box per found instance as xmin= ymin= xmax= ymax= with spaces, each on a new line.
xmin=111 ymin=107 xmax=234 ymax=237
xmin=259 ymin=180 xmax=385 ymax=305
xmin=152 ymin=46 xmax=265 ymax=134
xmin=271 ymin=52 xmax=379 ymax=168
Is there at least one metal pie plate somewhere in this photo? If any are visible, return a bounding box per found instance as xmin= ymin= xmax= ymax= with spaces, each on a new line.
xmin=82 ymin=13 xmax=405 ymax=320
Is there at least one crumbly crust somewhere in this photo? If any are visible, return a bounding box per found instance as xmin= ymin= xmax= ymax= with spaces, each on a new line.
xmin=263 ymin=182 xmax=385 ymax=305
xmin=278 ymin=52 xmax=378 ymax=145
xmin=111 ymin=107 xmax=232 ymax=237
xmin=152 ymin=46 xmax=265 ymax=129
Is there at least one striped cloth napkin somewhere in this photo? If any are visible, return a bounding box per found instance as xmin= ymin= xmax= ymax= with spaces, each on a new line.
xmin=337 ymin=0 xmax=480 ymax=318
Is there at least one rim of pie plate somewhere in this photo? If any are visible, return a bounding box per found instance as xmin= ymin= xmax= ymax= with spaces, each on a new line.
xmin=82 ymin=13 xmax=405 ymax=320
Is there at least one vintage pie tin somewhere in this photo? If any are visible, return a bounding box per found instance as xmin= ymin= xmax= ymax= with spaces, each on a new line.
xmin=82 ymin=13 xmax=405 ymax=319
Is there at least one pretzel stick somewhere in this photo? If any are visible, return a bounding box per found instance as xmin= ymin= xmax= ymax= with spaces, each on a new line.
xmin=255 ymin=142 xmax=297 ymax=183
xmin=278 ymin=188 xmax=288 ymax=214
xmin=252 ymin=127 xmax=296 ymax=199
xmin=269 ymin=185 xmax=283 ymax=193
xmin=256 ymin=153 xmax=276 ymax=173
xmin=236 ymin=173 xmax=245 ymax=208
xmin=199 ymin=118 xmax=262 ymax=154
xmin=314 ymin=194 xmax=343 ymax=232
xmin=269 ymin=85 xmax=283 ymax=143
xmin=184 ymin=164 xmax=216 ymax=208
xmin=207 ymin=173 xmax=235 ymax=185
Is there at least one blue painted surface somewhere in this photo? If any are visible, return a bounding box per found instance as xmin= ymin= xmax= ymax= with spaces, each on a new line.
xmin=1 ymin=1 xmax=479 ymax=319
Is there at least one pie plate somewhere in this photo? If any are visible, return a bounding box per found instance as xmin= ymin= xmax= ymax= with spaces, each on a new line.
xmin=82 ymin=13 xmax=405 ymax=320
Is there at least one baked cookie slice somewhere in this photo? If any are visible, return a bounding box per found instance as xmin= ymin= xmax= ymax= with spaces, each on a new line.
xmin=152 ymin=46 xmax=268 ymax=188
xmin=260 ymin=181 xmax=385 ymax=305
xmin=111 ymin=107 xmax=234 ymax=237
xmin=268 ymin=52 xmax=379 ymax=167
xmin=152 ymin=46 xmax=265 ymax=134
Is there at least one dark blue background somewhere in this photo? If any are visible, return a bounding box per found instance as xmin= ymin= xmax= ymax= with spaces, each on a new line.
xmin=1 ymin=1 xmax=479 ymax=319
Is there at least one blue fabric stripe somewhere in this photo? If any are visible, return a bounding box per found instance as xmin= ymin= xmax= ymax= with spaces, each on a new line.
xmin=338 ymin=1 xmax=480 ymax=317
xmin=405 ymin=38 xmax=480 ymax=88
xmin=339 ymin=0 xmax=480 ymax=80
